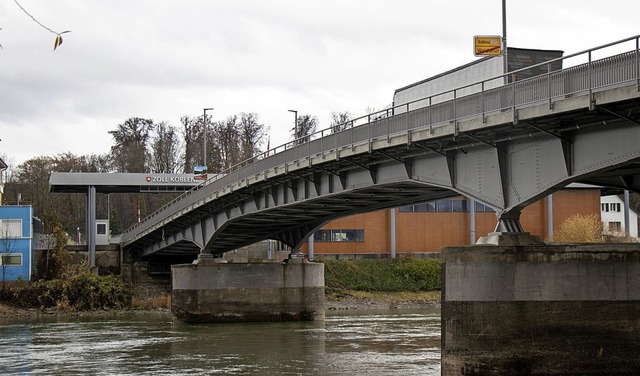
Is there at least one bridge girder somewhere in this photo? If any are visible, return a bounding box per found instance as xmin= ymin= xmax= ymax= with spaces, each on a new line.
xmin=122 ymin=78 xmax=640 ymax=258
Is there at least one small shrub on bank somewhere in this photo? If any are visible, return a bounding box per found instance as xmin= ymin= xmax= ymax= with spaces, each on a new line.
xmin=323 ymin=258 xmax=441 ymax=292
xmin=554 ymin=214 xmax=602 ymax=242
xmin=9 ymin=273 xmax=132 ymax=311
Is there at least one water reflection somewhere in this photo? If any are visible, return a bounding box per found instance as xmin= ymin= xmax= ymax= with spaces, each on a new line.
xmin=0 ymin=308 xmax=440 ymax=375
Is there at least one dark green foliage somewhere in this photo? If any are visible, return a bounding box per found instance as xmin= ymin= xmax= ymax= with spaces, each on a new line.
xmin=323 ymin=258 xmax=441 ymax=292
xmin=9 ymin=273 xmax=132 ymax=311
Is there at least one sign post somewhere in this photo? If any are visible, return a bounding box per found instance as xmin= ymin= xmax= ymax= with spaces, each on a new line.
xmin=474 ymin=35 xmax=502 ymax=57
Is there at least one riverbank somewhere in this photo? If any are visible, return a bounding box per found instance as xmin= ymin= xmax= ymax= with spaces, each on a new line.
xmin=0 ymin=290 xmax=441 ymax=318
xmin=325 ymin=290 xmax=441 ymax=310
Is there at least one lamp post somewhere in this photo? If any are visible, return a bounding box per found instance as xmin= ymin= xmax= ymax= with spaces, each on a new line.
xmin=502 ymin=0 xmax=508 ymax=74
xmin=203 ymin=107 xmax=214 ymax=166
xmin=288 ymin=109 xmax=298 ymax=143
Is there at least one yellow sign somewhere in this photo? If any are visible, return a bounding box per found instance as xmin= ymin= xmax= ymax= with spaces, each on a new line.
xmin=474 ymin=35 xmax=502 ymax=56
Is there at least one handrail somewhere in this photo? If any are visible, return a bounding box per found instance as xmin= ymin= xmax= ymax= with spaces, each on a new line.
xmin=122 ymin=34 xmax=640 ymax=238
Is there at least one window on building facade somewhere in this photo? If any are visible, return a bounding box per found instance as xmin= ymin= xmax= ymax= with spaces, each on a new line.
xmin=0 ymin=253 xmax=22 ymax=266
xmin=399 ymin=199 xmax=495 ymax=213
xmin=609 ymin=222 xmax=622 ymax=232
xmin=0 ymin=220 xmax=22 ymax=238
xmin=602 ymin=203 xmax=621 ymax=212
xmin=97 ymin=223 xmax=107 ymax=235
xmin=475 ymin=201 xmax=495 ymax=212
xmin=314 ymin=229 xmax=364 ymax=242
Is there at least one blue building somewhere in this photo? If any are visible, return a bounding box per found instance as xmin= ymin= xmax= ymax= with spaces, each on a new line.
xmin=0 ymin=205 xmax=33 ymax=282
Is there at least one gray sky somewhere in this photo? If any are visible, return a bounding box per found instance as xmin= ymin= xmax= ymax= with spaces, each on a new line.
xmin=1 ymin=0 xmax=638 ymax=168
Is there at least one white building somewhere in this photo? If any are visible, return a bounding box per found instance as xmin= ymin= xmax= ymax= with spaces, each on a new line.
xmin=601 ymin=195 xmax=638 ymax=238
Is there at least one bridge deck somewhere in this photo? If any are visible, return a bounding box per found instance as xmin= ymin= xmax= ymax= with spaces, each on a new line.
xmin=121 ymin=36 xmax=640 ymax=258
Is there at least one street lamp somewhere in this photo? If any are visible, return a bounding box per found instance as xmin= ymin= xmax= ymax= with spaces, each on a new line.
xmin=502 ymin=0 xmax=508 ymax=74
xmin=203 ymin=107 xmax=214 ymax=166
xmin=288 ymin=109 xmax=298 ymax=142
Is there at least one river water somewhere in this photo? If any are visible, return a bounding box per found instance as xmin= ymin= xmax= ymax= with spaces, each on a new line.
xmin=0 ymin=308 xmax=441 ymax=375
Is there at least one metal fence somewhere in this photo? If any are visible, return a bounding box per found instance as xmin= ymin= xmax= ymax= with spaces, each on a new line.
xmin=122 ymin=35 xmax=640 ymax=242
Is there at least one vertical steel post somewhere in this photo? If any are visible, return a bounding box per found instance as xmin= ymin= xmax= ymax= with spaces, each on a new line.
xmin=547 ymin=194 xmax=554 ymax=241
xmin=588 ymin=51 xmax=594 ymax=110
xmin=636 ymin=37 xmax=639 ymax=91
xmin=203 ymin=108 xmax=214 ymax=168
xmin=624 ymin=190 xmax=631 ymax=237
xmin=87 ymin=185 xmax=96 ymax=268
xmin=502 ymin=0 xmax=508 ymax=75
xmin=390 ymin=208 xmax=396 ymax=259
xmin=469 ymin=198 xmax=476 ymax=244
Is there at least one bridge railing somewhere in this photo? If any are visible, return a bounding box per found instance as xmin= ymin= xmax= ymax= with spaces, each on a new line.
xmin=122 ymin=35 xmax=640 ymax=241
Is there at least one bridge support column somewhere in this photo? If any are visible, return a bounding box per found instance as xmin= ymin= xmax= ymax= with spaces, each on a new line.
xmin=171 ymin=258 xmax=324 ymax=323
xmin=441 ymin=243 xmax=640 ymax=375
xmin=476 ymin=209 xmax=544 ymax=246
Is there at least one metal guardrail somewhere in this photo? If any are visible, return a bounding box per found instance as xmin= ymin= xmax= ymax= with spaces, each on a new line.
xmin=122 ymin=35 xmax=640 ymax=241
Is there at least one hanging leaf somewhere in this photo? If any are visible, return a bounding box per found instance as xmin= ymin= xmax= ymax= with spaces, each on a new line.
xmin=53 ymin=34 xmax=62 ymax=50
xmin=53 ymin=31 xmax=70 ymax=51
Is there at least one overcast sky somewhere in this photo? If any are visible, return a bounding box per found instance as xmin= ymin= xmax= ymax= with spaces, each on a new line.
xmin=1 ymin=0 xmax=638 ymax=168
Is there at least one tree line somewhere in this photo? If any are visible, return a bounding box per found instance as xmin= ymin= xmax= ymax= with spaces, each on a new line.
xmin=4 ymin=111 xmax=353 ymax=241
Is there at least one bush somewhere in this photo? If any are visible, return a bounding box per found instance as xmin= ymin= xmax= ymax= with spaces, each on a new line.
xmin=9 ymin=273 xmax=132 ymax=311
xmin=323 ymin=258 xmax=441 ymax=292
xmin=554 ymin=213 xmax=602 ymax=242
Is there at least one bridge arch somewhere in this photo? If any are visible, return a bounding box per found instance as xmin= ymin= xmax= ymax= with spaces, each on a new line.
xmin=120 ymin=37 xmax=640 ymax=259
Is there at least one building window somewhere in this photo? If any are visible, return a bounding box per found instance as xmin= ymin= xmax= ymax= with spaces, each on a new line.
xmin=609 ymin=222 xmax=622 ymax=232
xmin=452 ymin=200 xmax=467 ymax=212
xmin=314 ymin=229 xmax=364 ymax=242
xmin=0 ymin=253 xmax=22 ymax=266
xmin=97 ymin=223 xmax=107 ymax=235
xmin=436 ymin=199 xmax=452 ymax=212
xmin=475 ymin=201 xmax=495 ymax=212
xmin=0 ymin=219 xmax=22 ymax=238
xmin=602 ymin=203 xmax=621 ymax=212
xmin=399 ymin=199 xmax=495 ymax=213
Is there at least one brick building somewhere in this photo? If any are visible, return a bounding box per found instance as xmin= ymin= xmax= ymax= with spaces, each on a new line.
xmin=301 ymin=185 xmax=601 ymax=257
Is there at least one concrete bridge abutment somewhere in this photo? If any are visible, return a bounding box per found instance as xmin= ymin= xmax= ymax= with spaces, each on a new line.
xmin=441 ymin=242 xmax=640 ymax=375
xmin=171 ymin=257 xmax=325 ymax=323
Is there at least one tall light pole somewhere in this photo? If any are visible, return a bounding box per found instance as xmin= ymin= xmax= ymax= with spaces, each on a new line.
xmin=288 ymin=109 xmax=298 ymax=143
xmin=203 ymin=107 xmax=213 ymax=166
xmin=502 ymin=0 xmax=508 ymax=75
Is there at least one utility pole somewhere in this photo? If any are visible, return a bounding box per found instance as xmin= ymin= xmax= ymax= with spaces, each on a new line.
xmin=502 ymin=0 xmax=508 ymax=75
xmin=288 ymin=109 xmax=298 ymax=143
xmin=203 ymin=107 xmax=214 ymax=167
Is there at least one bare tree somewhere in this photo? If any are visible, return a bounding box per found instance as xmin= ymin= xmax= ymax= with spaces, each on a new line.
xmin=330 ymin=111 xmax=353 ymax=134
xmin=238 ymin=113 xmax=266 ymax=162
xmin=292 ymin=114 xmax=318 ymax=145
xmin=150 ymin=121 xmax=181 ymax=173
xmin=109 ymin=117 xmax=154 ymax=173
xmin=180 ymin=115 xmax=200 ymax=174
xmin=211 ymin=116 xmax=240 ymax=171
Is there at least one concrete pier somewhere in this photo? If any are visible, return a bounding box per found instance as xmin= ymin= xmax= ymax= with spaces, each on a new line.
xmin=441 ymin=243 xmax=640 ymax=375
xmin=171 ymin=258 xmax=324 ymax=323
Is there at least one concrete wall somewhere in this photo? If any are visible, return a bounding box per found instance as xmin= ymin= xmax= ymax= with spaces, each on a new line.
xmin=442 ymin=243 xmax=640 ymax=375
xmin=172 ymin=260 xmax=324 ymax=323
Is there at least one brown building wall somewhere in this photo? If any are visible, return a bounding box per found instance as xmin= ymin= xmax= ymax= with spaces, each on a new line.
xmin=302 ymin=188 xmax=602 ymax=256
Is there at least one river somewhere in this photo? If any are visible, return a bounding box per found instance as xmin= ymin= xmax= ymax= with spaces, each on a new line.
xmin=0 ymin=308 xmax=441 ymax=375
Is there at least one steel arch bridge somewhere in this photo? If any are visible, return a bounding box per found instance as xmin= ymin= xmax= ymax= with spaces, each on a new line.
xmin=119 ymin=36 xmax=640 ymax=260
